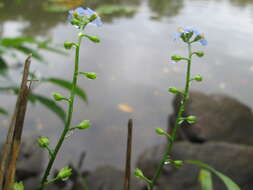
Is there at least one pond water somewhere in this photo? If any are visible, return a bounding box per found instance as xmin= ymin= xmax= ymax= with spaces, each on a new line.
xmin=1 ymin=0 xmax=253 ymax=171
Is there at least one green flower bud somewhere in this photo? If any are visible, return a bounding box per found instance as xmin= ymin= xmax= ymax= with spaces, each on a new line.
xmin=37 ymin=137 xmax=50 ymax=148
xmin=186 ymin=115 xmax=197 ymax=124
xmin=168 ymin=87 xmax=182 ymax=95
xmin=193 ymin=35 xmax=202 ymax=42
xmin=79 ymin=72 xmax=97 ymax=80
xmin=76 ymin=120 xmax=91 ymax=130
xmin=52 ymin=93 xmax=65 ymax=101
xmin=173 ymin=160 xmax=184 ymax=168
xmin=13 ymin=181 xmax=24 ymax=190
xmin=134 ymin=168 xmax=144 ymax=178
xmin=194 ymin=75 xmax=203 ymax=82
xmin=155 ymin=128 xmax=167 ymax=135
xmin=79 ymin=33 xmax=100 ymax=43
xmin=171 ymin=55 xmax=183 ymax=62
xmin=70 ymin=18 xmax=80 ymax=26
xmin=64 ymin=41 xmax=75 ymax=49
xmin=57 ymin=167 xmax=72 ymax=180
xmin=86 ymin=35 xmax=100 ymax=43
xmin=194 ymin=52 xmax=204 ymax=57
xmin=89 ymin=14 xmax=97 ymax=22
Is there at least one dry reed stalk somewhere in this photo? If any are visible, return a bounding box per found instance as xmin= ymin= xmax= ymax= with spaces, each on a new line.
xmin=0 ymin=55 xmax=32 ymax=190
xmin=123 ymin=119 xmax=133 ymax=190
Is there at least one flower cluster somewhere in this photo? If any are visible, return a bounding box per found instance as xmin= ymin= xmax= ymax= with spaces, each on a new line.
xmin=68 ymin=7 xmax=102 ymax=28
xmin=173 ymin=27 xmax=207 ymax=46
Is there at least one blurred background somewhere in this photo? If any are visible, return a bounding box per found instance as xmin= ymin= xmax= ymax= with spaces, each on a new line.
xmin=0 ymin=0 xmax=253 ymax=175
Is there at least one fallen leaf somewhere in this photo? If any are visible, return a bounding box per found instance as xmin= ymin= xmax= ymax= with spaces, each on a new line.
xmin=117 ymin=104 xmax=134 ymax=113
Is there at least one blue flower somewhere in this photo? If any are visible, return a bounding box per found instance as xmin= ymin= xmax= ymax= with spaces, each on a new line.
xmin=68 ymin=7 xmax=102 ymax=27
xmin=173 ymin=27 xmax=185 ymax=39
xmin=184 ymin=27 xmax=201 ymax=36
xmin=83 ymin=8 xmax=103 ymax=27
xmin=199 ymin=36 xmax=208 ymax=46
xmin=173 ymin=27 xmax=200 ymax=39
xmin=173 ymin=27 xmax=207 ymax=46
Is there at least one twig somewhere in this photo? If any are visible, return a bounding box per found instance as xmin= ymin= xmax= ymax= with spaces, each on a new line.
xmin=123 ymin=119 xmax=133 ymax=190
xmin=0 ymin=55 xmax=32 ymax=190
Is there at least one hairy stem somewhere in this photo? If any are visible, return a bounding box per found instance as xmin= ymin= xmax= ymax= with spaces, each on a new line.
xmin=149 ymin=42 xmax=192 ymax=190
xmin=37 ymin=33 xmax=83 ymax=190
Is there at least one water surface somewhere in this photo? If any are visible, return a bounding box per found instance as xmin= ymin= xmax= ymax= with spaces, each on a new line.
xmin=1 ymin=0 xmax=253 ymax=170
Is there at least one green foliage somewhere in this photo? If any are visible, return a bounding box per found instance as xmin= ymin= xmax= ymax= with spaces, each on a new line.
xmin=0 ymin=107 xmax=8 ymax=115
xmin=187 ymin=160 xmax=240 ymax=190
xmin=43 ymin=78 xmax=87 ymax=102
xmin=29 ymin=93 xmax=66 ymax=123
xmin=0 ymin=56 xmax=8 ymax=76
xmin=0 ymin=37 xmax=65 ymax=64
xmin=199 ymin=169 xmax=213 ymax=190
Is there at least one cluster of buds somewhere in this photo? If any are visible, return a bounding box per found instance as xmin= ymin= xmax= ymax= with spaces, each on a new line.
xmin=68 ymin=7 xmax=102 ymax=29
xmin=173 ymin=27 xmax=208 ymax=45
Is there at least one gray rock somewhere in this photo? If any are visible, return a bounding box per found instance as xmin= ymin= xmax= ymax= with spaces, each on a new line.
xmin=0 ymin=136 xmax=44 ymax=188
xmin=17 ymin=136 xmax=44 ymax=189
xmin=83 ymin=166 xmax=142 ymax=190
xmin=137 ymin=141 xmax=253 ymax=190
xmin=169 ymin=91 xmax=253 ymax=145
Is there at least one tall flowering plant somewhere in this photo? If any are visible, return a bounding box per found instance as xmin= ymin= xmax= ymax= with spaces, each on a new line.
xmin=134 ymin=28 xmax=240 ymax=190
xmin=34 ymin=7 xmax=102 ymax=190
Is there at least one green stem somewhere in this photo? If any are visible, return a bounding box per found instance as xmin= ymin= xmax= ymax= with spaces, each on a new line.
xmin=37 ymin=32 xmax=83 ymax=190
xmin=149 ymin=42 xmax=192 ymax=190
xmin=45 ymin=146 xmax=53 ymax=158
xmin=44 ymin=177 xmax=60 ymax=185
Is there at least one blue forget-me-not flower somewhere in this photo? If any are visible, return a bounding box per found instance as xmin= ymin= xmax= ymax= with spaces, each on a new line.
xmin=173 ymin=27 xmax=207 ymax=46
xmin=68 ymin=7 xmax=102 ymax=27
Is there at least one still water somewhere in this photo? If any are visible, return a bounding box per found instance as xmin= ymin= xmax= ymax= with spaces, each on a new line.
xmin=1 ymin=0 xmax=253 ymax=170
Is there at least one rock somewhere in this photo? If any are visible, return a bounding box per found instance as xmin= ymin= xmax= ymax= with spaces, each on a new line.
xmin=169 ymin=91 xmax=253 ymax=145
xmin=17 ymin=136 xmax=44 ymax=189
xmin=16 ymin=137 xmax=44 ymax=179
xmin=0 ymin=136 xmax=44 ymax=189
xmin=81 ymin=166 xmax=142 ymax=190
xmin=137 ymin=141 xmax=253 ymax=190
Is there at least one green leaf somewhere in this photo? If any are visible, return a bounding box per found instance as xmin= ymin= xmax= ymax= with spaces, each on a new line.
xmin=0 ymin=37 xmax=37 ymax=47
xmin=13 ymin=46 xmax=44 ymax=61
xmin=29 ymin=93 xmax=66 ymax=123
xmin=187 ymin=160 xmax=240 ymax=190
xmin=0 ymin=86 xmax=18 ymax=94
xmin=38 ymin=40 xmax=67 ymax=55
xmin=199 ymin=169 xmax=213 ymax=190
xmin=43 ymin=78 xmax=87 ymax=102
xmin=0 ymin=56 xmax=8 ymax=75
xmin=0 ymin=107 xmax=8 ymax=115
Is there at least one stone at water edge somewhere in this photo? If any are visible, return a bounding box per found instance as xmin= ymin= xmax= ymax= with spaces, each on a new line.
xmin=137 ymin=141 xmax=253 ymax=190
xmin=169 ymin=91 xmax=253 ymax=145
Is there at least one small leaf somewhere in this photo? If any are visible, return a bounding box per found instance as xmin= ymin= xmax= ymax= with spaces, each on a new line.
xmin=187 ymin=160 xmax=240 ymax=190
xmin=199 ymin=169 xmax=213 ymax=190
xmin=0 ymin=86 xmax=18 ymax=94
xmin=0 ymin=107 xmax=8 ymax=115
xmin=29 ymin=93 xmax=66 ymax=123
xmin=43 ymin=78 xmax=87 ymax=102
xmin=0 ymin=37 xmax=36 ymax=47
xmin=14 ymin=46 xmax=44 ymax=61
xmin=0 ymin=56 xmax=8 ymax=76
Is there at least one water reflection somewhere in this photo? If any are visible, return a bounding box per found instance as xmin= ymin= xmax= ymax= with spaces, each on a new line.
xmin=148 ymin=0 xmax=184 ymax=19
xmin=0 ymin=0 xmax=141 ymax=37
xmin=0 ymin=0 xmax=66 ymax=36
xmin=230 ymin=0 xmax=253 ymax=7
